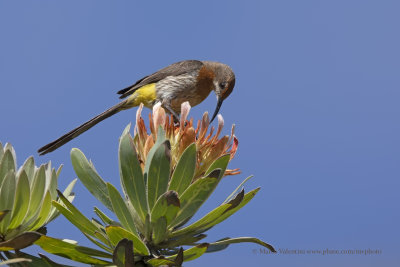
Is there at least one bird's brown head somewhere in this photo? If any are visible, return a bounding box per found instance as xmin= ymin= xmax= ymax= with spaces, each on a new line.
xmin=202 ymin=61 xmax=236 ymax=122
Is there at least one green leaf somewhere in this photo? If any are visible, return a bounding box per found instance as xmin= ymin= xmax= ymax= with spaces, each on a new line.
xmin=206 ymin=188 xmax=260 ymax=228
xmin=151 ymin=190 xmax=180 ymax=226
xmin=63 ymin=178 xmax=77 ymax=198
xmin=162 ymin=234 xmax=207 ymax=249
xmin=223 ymin=175 xmax=253 ymax=204
xmin=56 ymin=164 xmax=63 ymax=178
xmin=174 ymin=188 xmax=261 ymax=238
xmin=205 ymin=154 xmax=230 ymax=178
xmin=147 ymin=140 xmax=171 ymax=210
xmin=181 ymin=188 xmax=260 ymax=240
xmin=169 ymin=143 xmax=196 ymax=195
xmin=121 ymin=123 xmax=131 ymax=136
xmin=35 ymin=235 xmax=112 ymax=265
xmin=144 ymin=214 xmax=151 ymax=241
xmin=0 ymin=149 xmax=16 ymax=185
xmin=18 ymin=156 xmax=35 ymax=185
xmin=91 ymin=218 xmax=105 ymax=231
xmin=0 ymin=210 xmax=10 ymax=223
xmin=170 ymin=203 xmax=232 ymax=238
xmin=8 ymin=171 xmax=30 ymax=229
xmin=144 ymin=126 xmax=166 ymax=175
xmin=165 ymin=243 xmax=209 ymax=262
xmin=112 ymin=238 xmax=134 ymax=267
xmin=94 ymin=207 xmax=114 ymax=225
xmin=7 ymin=251 xmax=75 ymax=267
xmin=147 ymin=258 xmax=176 ymax=266
xmin=39 ymin=253 xmax=75 ymax=267
xmin=29 ymin=191 xmax=53 ymax=230
xmin=25 ymin=165 xmax=46 ymax=222
xmin=84 ymin=233 xmax=113 ymax=253
xmin=70 ymin=148 xmax=112 ymax=211
xmin=0 ymin=232 xmax=41 ymax=251
xmin=54 ymin=191 xmax=107 ymax=243
xmin=119 ymin=130 xmax=148 ymax=221
xmin=208 ymin=237 xmax=276 ymax=253
xmin=205 ymin=243 xmax=229 ymax=253
xmin=174 ymin=247 xmax=184 ymax=266
xmin=170 ymin=169 xmax=221 ymax=227
xmin=48 ymin=168 xmax=58 ymax=200
xmin=107 ymin=183 xmax=138 ymax=237
xmin=47 ymin=178 xmax=77 ymax=223
xmin=105 ymin=225 xmax=150 ymax=256
xmin=4 ymin=144 xmax=16 ymax=161
xmin=0 ymin=171 xmax=16 ymax=233
xmin=0 ymin=171 xmax=16 ymax=211
xmin=0 ymin=142 xmax=3 ymax=162
xmin=152 ymin=216 xmax=168 ymax=245
xmin=172 ymin=185 xmax=251 ymax=238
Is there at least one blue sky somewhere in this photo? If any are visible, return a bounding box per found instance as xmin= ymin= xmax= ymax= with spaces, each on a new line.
xmin=1 ymin=1 xmax=399 ymax=266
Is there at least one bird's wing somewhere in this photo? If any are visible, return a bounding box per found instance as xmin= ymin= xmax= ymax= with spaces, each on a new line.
xmin=117 ymin=60 xmax=204 ymax=99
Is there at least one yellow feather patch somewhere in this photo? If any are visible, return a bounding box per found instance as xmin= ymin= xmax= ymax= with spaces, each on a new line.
xmin=126 ymin=83 xmax=157 ymax=108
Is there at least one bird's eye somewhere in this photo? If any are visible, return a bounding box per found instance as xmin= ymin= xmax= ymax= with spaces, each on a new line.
xmin=219 ymin=82 xmax=227 ymax=89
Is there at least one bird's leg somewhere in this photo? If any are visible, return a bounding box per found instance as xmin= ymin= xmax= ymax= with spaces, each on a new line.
xmin=162 ymin=103 xmax=180 ymax=125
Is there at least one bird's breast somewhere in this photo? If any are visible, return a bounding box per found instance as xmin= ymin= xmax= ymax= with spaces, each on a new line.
xmin=156 ymin=66 xmax=215 ymax=113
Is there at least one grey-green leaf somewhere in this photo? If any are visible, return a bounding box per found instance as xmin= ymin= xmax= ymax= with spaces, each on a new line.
xmin=223 ymin=175 xmax=253 ymax=204
xmin=170 ymin=169 xmax=221 ymax=227
xmin=25 ymin=165 xmax=46 ymax=222
xmin=164 ymin=243 xmax=209 ymax=262
xmin=105 ymin=225 xmax=150 ymax=255
xmin=29 ymin=191 xmax=52 ymax=230
xmin=152 ymin=216 xmax=168 ymax=245
xmin=0 ymin=171 xmax=16 ymax=233
xmin=107 ymin=183 xmax=138 ymax=237
xmin=94 ymin=207 xmax=114 ymax=225
xmin=119 ymin=130 xmax=148 ymax=221
xmin=147 ymin=140 xmax=171 ymax=210
xmin=0 ymin=150 xmax=15 ymax=185
xmin=112 ymin=238 xmax=134 ymax=267
xmin=169 ymin=143 xmax=196 ymax=195
xmin=191 ymin=188 xmax=261 ymax=236
xmin=0 ymin=232 xmax=41 ymax=251
xmin=205 ymin=154 xmax=230 ymax=178
xmin=171 ymin=203 xmax=232 ymax=238
xmin=208 ymin=237 xmax=276 ymax=253
xmin=47 ymin=179 xmax=77 ymax=223
xmin=35 ymin=235 xmax=112 ymax=265
xmin=18 ymin=156 xmax=35 ymax=185
xmin=8 ymin=171 xmax=30 ymax=229
xmin=70 ymin=148 xmax=112 ymax=211
xmin=151 ymin=190 xmax=180 ymax=226
xmin=144 ymin=126 xmax=166 ymax=175
xmin=0 ymin=143 xmax=3 ymax=161
xmin=0 ymin=210 xmax=10 ymax=223
xmin=54 ymin=190 xmax=105 ymax=242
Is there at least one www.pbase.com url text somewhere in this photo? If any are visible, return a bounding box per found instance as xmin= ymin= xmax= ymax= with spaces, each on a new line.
xmin=253 ymin=248 xmax=382 ymax=256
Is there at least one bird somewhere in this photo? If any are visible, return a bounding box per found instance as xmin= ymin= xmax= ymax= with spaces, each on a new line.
xmin=38 ymin=60 xmax=235 ymax=155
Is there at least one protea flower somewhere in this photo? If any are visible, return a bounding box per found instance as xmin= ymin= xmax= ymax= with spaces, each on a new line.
xmin=36 ymin=103 xmax=275 ymax=266
xmin=0 ymin=142 xmax=76 ymax=257
xmin=134 ymin=102 xmax=240 ymax=180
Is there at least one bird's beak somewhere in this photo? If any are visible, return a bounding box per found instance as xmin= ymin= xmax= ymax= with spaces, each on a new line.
xmin=210 ymin=96 xmax=223 ymax=123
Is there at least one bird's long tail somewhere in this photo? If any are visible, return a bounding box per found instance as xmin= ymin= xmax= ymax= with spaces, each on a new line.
xmin=38 ymin=100 xmax=129 ymax=155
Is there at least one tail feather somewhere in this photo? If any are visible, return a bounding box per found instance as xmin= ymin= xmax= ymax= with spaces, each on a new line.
xmin=38 ymin=100 xmax=128 ymax=155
